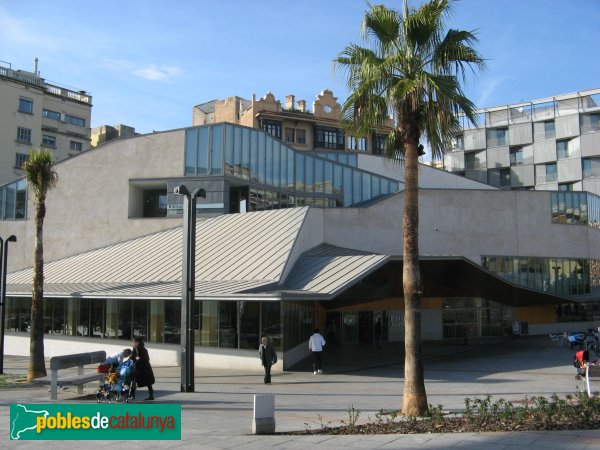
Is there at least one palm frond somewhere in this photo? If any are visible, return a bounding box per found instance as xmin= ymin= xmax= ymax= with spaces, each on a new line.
xmin=23 ymin=149 xmax=58 ymax=198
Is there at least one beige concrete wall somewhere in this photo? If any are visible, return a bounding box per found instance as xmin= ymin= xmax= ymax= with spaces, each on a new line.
xmin=322 ymin=189 xmax=600 ymax=263
xmin=1 ymin=130 xmax=186 ymax=272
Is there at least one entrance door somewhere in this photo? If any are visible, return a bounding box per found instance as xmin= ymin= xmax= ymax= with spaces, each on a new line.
xmin=358 ymin=311 xmax=373 ymax=343
xmin=341 ymin=312 xmax=358 ymax=343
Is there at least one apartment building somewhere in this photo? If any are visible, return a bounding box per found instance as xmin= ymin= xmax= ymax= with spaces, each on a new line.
xmin=443 ymin=88 xmax=600 ymax=196
xmin=193 ymin=90 xmax=394 ymax=156
xmin=0 ymin=59 xmax=92 ymax=185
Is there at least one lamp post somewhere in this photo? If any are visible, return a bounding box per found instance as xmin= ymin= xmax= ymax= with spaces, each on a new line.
xmin=0 ymin=235 xmax=17 ymax=374
xmin=174 ymin=185 xmax=206 ymax=392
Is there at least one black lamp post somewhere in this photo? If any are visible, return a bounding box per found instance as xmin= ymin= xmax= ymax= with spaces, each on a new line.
xmin=0 ymin=235 xmax=17 ymax=374
xmin=174 ymin=185 xmax=206 ymax=392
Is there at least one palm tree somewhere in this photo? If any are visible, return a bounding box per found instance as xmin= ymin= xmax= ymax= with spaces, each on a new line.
xmin=23 ymin=149 xmax=58 ymax=380
xmin=335 ymin=0 xmax=484 ymax=416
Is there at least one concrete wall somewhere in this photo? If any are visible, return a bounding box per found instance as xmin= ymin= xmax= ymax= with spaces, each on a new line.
xmin=323 ymin=189 xmax=600 ymax=264
xmin=0 ymin=129 xmax=186 ymax=272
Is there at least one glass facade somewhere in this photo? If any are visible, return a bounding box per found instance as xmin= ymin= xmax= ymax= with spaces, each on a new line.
xmin=4 ymin=297 xmax=287 ymax=352
xmin=0 ymin=179 xmax=27 ymax=220
xmin=550 ymin=191 xmax=600 ymax=227
xmin=482 ymin=255 xmax=600 ymax=298
xmin=442 ymin=298 xmax=513 ymax=338
xmin=184 ymin=124 xmax=399 ymax=210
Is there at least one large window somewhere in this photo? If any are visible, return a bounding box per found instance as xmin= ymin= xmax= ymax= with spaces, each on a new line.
xmin=0 ymin=178 xmax=27 ymax=219
xmin=486 ymin=127 xmax=508 ymax=147
xmin=15 ymin=153 xmax=29 ymax=168
xmin=315 ymin=126 xmax=344 ymax=150
xmin=581 ymin=113 xmax=600 ymax=134
xmin=509 ymin=147 xmax=523 ymax=166
xmin=18 ymin=97 xmax=33 ymax=114
xmin=285 ymin=128 xmax=306 ymax=144
xmin=70 ymin=141 xmax=82 ymax=151
xmin=42 ymin=134 xmax=56 ymax=148
xmin=372 ymin=134 xmax=387 ymax=155
xmin=347 ymin=136 xmax=366 ymax=151
xmin=261 ymin=120 xmax=281 ymax=139
xmin=64 ymin=114 xmax=85 ymax=127
xmin=16 ymin=127 xmax=31 ymax=143
xmin=42 ymin=109 xmax=61 ymax=120
xmin=442 ymin=298 xmax=511 ymax=338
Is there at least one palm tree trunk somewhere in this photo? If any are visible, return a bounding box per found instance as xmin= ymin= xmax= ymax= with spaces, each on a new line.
xmin=401 ymin=121 xmax=428 ymax=416
xmin=28 ymin=197 xmax=46 ymax=380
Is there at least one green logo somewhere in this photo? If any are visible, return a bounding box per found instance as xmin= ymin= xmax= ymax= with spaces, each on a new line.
xmin=10 ymin=403 xmax=181 ymax=440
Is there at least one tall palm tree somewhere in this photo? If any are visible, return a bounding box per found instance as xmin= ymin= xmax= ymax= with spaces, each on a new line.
xmin=23 ymin=149 xmax=58 ymax=380
xmin=335 ymin=0 xmax=484 ymax=416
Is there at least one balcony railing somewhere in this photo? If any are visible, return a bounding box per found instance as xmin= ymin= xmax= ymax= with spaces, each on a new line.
xmin=0 ymin=63 xmax=91 ymax=104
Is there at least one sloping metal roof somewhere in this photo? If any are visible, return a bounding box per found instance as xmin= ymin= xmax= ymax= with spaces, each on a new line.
xmin=195 ymin=100 xmax=215 ymax=114
xmin=282 ymin=244 xmax=389 ymax=297
xmin=6 ymin=207 xmax=392 ymax=302
xmin=7 ymin=207 xmax=309 ymax=287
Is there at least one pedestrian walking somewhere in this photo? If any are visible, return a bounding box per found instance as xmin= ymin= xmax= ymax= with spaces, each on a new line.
xmin=309 ymin=329 xmax=326 ymax=374
xmin=258 ymin=336 xmax=277 ymax=384
xmin=132 ymin=337 xmax=155 ymax=400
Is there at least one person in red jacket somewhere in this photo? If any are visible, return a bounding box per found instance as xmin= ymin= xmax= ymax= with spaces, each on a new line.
xmin=574 ymin=345 xmax=589 ymax=380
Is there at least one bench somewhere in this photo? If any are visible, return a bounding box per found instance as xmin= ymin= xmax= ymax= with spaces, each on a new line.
xmin=31 ymin=351 xmax=106 ymax=400
xmin=585 ymin=364 xmax=600 ymax=396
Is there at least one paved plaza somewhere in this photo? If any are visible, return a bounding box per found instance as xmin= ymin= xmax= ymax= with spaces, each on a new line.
xmin=1 ymin=336 xmax=599 ymax=448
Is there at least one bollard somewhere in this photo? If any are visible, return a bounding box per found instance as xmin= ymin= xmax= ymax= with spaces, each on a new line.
xmin=252 ymin=394 xmax=275 ymax=434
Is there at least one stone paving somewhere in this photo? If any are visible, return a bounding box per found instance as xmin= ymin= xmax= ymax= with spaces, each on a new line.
xmin=1 ymin=335 xmax=599 ymax=448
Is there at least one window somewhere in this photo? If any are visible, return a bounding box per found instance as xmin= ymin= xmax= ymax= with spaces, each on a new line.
xmin=261 ymin=120 xmax=281 ymax=139
xmin=315 ymin=126 xmax=344 ymax=150
xmin=42 ymin=134 xmax=56 ymax=148
xmin=15 ymin=153 xmax=29 ymax=168
xmin=284 ymin=128 xmax=306 ymax=144
xmin=347 ymin=136 xmax=367 ymax=151
xmin=509 ymin=147 xmax=523 ymax=166
xmin=543 ymin=163 xmax=558 ymax=183
xmin=16 ymin=127 xmax=31 ymax=143
xmin=486 ymin=127 xmax=508 ymax=147
xmin=556 ymin=139 xmax=575 ymax=159
xmin=372 ymin=134 xmax=387 ymax=155
xmin=18 ymin=97 xmax=33 ymax=114
xmin=581 ymin=113 xmax=600 ymax=134
xmin=454 ymin=134 xmax=464 ymax=151
xmin=70 ymin=141 xmax=82 ymax=151
xmin=42 ymin=109 xmax=61 ymax=120
xmin=64 ymin=114 xmax=85 ymax=127
xmin=544 ymin=120 xmax=555 ymax=139
xmin=558 ymin=183 xmax=575 ymax=192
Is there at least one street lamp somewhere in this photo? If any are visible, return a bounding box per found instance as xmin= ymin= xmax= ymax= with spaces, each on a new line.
xmin=174 ymin=184 xmax=206 ymax=392
xmin=0 ymin=235 xmax=17 ymax=374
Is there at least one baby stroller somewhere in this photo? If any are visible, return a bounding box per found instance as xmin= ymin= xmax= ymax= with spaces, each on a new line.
xmin=96 ymin=358 xmax=136 ymax=403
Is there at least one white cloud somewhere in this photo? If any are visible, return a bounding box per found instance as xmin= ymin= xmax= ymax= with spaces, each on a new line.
xmin=102 ymin=59 xmax=181 ymax=82
xmin=133 ymin=65 xmax=181 ymax=81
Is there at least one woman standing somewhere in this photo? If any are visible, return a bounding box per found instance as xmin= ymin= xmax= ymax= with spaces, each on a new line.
xmin=258 ymin=336 xmax=277 ymax=384
xmin=132 ymin=337 xmax=156 ymax=400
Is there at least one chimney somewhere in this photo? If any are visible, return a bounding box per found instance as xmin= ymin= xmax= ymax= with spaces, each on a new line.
xmin=33 ymin=57 xmax=39 ymax=77
xmin=285 ymin=94 xmax=295 ymax=111
xmin=297 ymin=99 xmax=306 ymax=113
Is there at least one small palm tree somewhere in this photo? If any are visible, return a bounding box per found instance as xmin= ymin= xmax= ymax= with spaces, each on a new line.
xmin=23 ymin=149 xmax=58 ymax=380
xmin=335 ymin=0 xmax=484 ymax=416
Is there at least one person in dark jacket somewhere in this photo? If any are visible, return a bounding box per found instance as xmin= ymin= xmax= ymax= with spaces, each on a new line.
xmin=258 ymin=336 xmax=277 ymax=384
xmin=132 ymin=337 xmax=155 ymax=400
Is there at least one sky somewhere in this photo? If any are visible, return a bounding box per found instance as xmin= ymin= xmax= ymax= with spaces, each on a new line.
xmin=1 ymin=0 xmax=599 ymax=136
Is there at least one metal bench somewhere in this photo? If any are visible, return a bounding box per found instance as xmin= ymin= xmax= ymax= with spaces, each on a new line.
xmin=31 ymin=351 xmax=106 ymax=400
xmin=585 ymin=364 xmax=600 ymax=396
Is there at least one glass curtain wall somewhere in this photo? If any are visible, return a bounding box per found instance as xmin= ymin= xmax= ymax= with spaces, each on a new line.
xmin=4 ymin=297 xmax=285 ymax=351
xmin=442 ymin=297 xmax=512 ymax=338
xmin=184 ymin=124 xmax=399 ymax=210
xmin=482 ymin=255 xmax=600 ymax=298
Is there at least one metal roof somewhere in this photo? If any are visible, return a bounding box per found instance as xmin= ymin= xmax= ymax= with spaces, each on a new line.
xmin=194 ymin=100 xmax=215 ymax=114
xmin=282 ymin=244 xmax=389 ymax=297
xmin=6 ymin=207 xmax=391 ymax=301
xmin=8 ymin=207 xmax=308 ymax=284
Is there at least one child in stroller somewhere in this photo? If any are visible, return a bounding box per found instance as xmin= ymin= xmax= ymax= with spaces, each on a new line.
xmin=96 ymin=349 xmax=136 ymax=403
